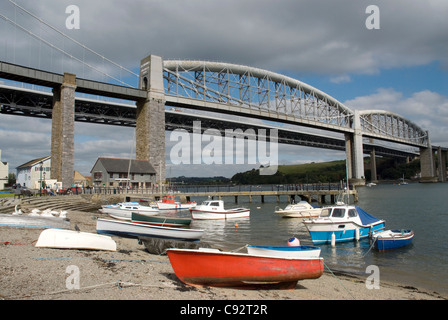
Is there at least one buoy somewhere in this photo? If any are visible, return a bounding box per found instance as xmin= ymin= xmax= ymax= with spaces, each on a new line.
xmin=331 ymin=232 xmax=336 ymax=247
xmin=234 ymin=223 xmax=239 ymax=228
xmin=355 ymin=228 xmax=360 ymax=241
xmin=288 ymin=237 xmax=300 ymax=246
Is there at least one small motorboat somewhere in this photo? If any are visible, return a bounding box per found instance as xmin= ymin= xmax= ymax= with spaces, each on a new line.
xmin=131 ymin=212 xmax=191 ymax=228
xmin=372 ymin=229 xmax=414 ymax=251
xmin=100 ymin=202 xmax=159 ymax=220
xmin=303 ymin=205 xmax=385 ymax=245
xmin=96 ymin=218 xmax=204 ymax=242
xmin=275 ymin=201 xmax=322 ymax=218
xmin=167 ymin=248 xmax=324 ymax=289
xmin=246 ymin=245 xmax=321 ymax=258
xmin=35 ymin=228 xmax=117 ymax=251
xmin=189 ymin=200 xmax=250 ymax=220
xmin=156 ymin=195 xmax=197 ymax=210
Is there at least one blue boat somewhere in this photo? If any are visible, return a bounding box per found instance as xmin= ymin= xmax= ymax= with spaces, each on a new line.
xmin=302 ymin=205 xmax=386 ymax=245
xmin=372 ymin=229 xmax=414 ymax=250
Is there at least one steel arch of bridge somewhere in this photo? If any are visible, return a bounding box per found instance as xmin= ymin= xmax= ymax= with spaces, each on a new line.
xmin=162 ymin=60 xmax=428 ymax=148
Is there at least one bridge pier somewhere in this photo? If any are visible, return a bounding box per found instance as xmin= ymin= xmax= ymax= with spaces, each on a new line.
xmin=137 ymin=55 xmax=166 ymax=185
xmin=50 ymin=73 xmax=76 ymax=188
xmin=437 ymin=147 xmax=447 ymax=182
xmin=420 ymin=131 xmax=438 ymax=183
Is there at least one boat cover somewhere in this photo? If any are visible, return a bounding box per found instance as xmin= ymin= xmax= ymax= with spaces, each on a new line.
xmin=355 ymin=206 xmax=382 ymax=226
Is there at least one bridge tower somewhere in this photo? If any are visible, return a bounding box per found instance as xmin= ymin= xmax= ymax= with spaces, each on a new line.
xmin=345 ymin=110 xmax=365 ymax=186
xmin=50 ymin=73 xmax=76 ymax=188
xmin=419 ymin=131 xmax=438 ymax=183
xmin=137 ymin=55 xmax=166 ymax=185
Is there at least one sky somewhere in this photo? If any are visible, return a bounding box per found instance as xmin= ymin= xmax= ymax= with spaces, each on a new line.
xmin=0 ymin=0 xmax=447 ymax=178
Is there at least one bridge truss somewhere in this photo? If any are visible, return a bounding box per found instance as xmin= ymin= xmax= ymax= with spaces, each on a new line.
xmin=162 ymin=60 xmax=428 ymax=149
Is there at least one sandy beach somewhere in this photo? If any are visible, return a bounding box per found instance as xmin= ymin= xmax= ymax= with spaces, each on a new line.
xmin=1 ymin=209 xmax=446 ymax=303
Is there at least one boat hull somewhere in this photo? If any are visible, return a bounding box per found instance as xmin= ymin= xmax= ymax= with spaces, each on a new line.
xmin=157 ymin=202 xmax=197 ymax=210
xmin=131 ymin=212 xmax=191 ymax=228
xmin=96 ymin=218 xmax=203 ymax=242
xmin=100 ymin=203 xmax=159 ymax=220
xmin=190 ymin=208 xmax=250 ymax=220
xmin=373 ymin=229 xmax=414 ymax=250
xmin=167 ymin=248 xmax=324 ymax=289
xmin=246 ymin=245 xmax=321 ymax=258
xmin=35 ymin=229 xmax=117 ymax=251
xmin=275 ymin=209 xmax=322 ymax=218
xmin=304 ymin=220 xmax=385 ymax=244
xmin=0 ymin=214 xmax=70 ymax=229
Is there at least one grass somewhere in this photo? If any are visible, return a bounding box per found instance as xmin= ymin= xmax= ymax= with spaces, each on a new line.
xmin=277 ymin=160 xmax=346 ymax=175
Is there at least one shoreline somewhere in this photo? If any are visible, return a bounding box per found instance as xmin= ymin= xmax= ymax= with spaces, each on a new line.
xmin=1 ymin=209 xmax=447 ymax=301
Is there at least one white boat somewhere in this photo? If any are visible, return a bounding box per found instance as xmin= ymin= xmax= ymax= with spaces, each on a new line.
xmin=0 ymin=214 xmax=70 ymax=229
xmin=156 ymin=194 xmax=197 ymax=210
xmin=189 ymin=200 xmax=250 ymax=220
xmin=303 ymin=205 xmax=386 ymax=245
xmin=246 ymin=245 xmax=321 ymax=258
xmin=35 ymin=228 xmax=117 ymax=251
xmin=96 ymin=218 xmax=204 ymax=242
xmin=100 ymin=202 xmax=159 ymax=220
xmin=275 ymin=201 xmax=322 ymax=218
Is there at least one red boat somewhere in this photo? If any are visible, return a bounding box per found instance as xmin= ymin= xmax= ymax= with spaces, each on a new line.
xmin=167 ymin=248 xmax=324 ymax=289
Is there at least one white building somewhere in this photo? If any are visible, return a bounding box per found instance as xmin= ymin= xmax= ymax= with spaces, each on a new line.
xmin=16 ymin=156 xmax=51 ymax=189
xmin=0 ymin=149 xmax=9 ymax=190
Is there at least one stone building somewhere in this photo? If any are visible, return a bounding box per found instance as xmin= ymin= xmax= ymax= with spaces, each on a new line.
xmin=90 ymin=157 xmax=156 ymax=189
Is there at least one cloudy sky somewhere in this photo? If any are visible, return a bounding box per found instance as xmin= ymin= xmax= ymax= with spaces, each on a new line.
xmin=1 ymin=0 xmax=447 ymax=178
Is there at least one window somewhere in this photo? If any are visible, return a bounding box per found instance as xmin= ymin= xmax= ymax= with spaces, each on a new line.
xmin=348 ymin=209 xmax=358 ymax=217
xmin=331 ymin=208 xmax=345 ymax=218
xmin=320 ymin=208 xmax=331 ymax=217
xmin=94 ymin=172 xmax=102 ymax=179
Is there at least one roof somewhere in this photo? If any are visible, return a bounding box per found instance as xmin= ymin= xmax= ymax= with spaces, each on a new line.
xmin=16 ymin=156 xmax=51 ymax=169
xmin=93 ymin=157 xmax=156 ymax=174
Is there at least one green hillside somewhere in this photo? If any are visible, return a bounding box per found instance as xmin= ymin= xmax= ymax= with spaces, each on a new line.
xmin=231 ymin=158 xmax=420 ymax=185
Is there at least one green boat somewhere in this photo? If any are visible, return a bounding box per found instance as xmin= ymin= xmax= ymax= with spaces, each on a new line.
xmin=131 ymin=212 xmax=191 ymax=228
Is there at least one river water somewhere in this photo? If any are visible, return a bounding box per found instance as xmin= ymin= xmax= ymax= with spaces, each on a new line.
xmin=180 ymin=183 xmax=448 ymax=295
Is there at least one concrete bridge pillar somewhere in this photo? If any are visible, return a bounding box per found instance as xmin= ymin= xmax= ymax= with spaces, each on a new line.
xmin=137 ymin=55 xmax=166 ymax=185
xmin=420 ymin=131 xmax=437 ymax=183
xmin=370 ymin=147 xmax=378 ymax=183
xmin=437 ymin=147 xmax=447 ymax=182
xmin=50 ymin=73 xmax=76 ymax=188
xmin=345 ymin=110 xmax=365 ymax=186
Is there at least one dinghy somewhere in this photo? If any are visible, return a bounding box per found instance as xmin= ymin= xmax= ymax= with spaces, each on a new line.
xmin=35 ymin=229 xmax=117 ymax=251
xmin=131 ymin=212 xmax=191 ymax=228
xmin=0 ymin=214 xmax=70 ymax=229
xmin=372 ymin=229 xmax=414 ymax=250
xmin=167 ymin=248 xmax=324 ymax=289
xmin=96 ymin=218 xmax=204 ymax=242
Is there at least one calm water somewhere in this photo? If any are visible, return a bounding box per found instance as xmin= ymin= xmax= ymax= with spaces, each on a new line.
xmin=178 ymin=183 xmax=448 ymax=295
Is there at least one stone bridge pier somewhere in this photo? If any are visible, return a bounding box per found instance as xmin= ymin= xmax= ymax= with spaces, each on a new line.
xmin=136 ymin=55 xmax=166 ymax=184
xmin=50 ymin=73 xmax=76 ymax=188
